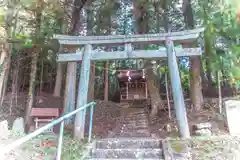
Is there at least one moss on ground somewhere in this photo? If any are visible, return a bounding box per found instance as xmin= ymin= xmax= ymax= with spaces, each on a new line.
xmin=9 ymin=132 xmax=93 ymax=160
xmin=168 ymin=135 xmax=240 ymax=160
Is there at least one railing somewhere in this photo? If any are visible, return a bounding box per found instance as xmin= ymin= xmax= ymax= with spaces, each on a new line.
xmin=0 ymin=101 xmax=96 ymax=160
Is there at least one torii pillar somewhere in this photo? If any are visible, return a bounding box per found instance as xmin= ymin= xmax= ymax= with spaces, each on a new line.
xmin=166 ymin=37 xmax=190 ymax=138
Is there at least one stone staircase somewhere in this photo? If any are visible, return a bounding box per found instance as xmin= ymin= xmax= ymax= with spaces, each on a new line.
xmin=109 ymin=109 xmax=151 ymax=138
xmin=87 ymin=109 xmax=165 ymax=159
xmin=89 ymin=138 xmax=164 ymax=159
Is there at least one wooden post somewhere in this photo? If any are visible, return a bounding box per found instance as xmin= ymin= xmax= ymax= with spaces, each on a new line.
xmin=126 ymin=82 xmax=129 ymax=99
xmin=166 ymin=38 xmax=190 ymax=138
xmin=104 ymin=61 xmax=109 ymax=101
xmin=165 ymin=73 xmax=171 ymax=119
xmin=145 ymin=82 xmax=148 ymax=99
xmin=217 ymin=70 xmax=222 ymax=113
xmin=74 ymin=44 xmax=92 ymax=139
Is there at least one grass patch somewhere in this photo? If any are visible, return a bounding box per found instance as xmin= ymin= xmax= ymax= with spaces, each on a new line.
xmin=11 ymin=133 xmax=94 ymax=160
xmin=169 ymin=140 xmax=187 ymax=153
xmin=168 ymin=136 xmax=240 ymax=160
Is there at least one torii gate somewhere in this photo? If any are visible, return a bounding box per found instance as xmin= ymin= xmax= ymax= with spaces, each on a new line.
xmin=54 ymin=27 xmax=204 ymax=138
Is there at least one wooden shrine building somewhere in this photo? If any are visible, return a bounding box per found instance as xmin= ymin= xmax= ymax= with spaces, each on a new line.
xmin=54 ymin=27 xmax=204 ymax=139
xmin=117 ymin=69 xmax=147 ymax=102
xmin=116 ymin=69 xmax=149 ymax=108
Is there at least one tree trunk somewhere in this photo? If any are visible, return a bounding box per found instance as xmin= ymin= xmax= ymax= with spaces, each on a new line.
xmin=62 ymin=0 xmax=83 ymax=119
xmin=24 ymin=2 xmax=42 ymax=132
xmin=134 ymin=1 xmax=164 ymax=117
xmin=189 ymin=57 xmax=203 ymax=111
xmin=103 ymin=9 xmax=112 ymax=102
xmin=1 ymin=52 xmax=11 ymax=104
xmin=205 ymin=57 xmax=212 ymax=87
xmin=203 ymin=15 xmax=213 ymax=88
xmin=86 ymin=5 xmax=95 ymax=102
xmin=7 ymin=10 xmax=19 ymax=104
xmin=134 ymin=0 xmax=164 ymax=116
xmin=70 ymin=0 xmax=89 ymax=34
xmin=154 ymin=5 xmax=161 ymax=91
xmin=145 ymin=61 xmax=164 ymax=117
xmin=236 ymin=4 xmax=240 ymax=23
xmin=39 ymin=59 xmax=44 ymax=94
xmin=24 ymin=50 xmax=39 ymax=132
xmin=53 ymin=16 xmax=67 ymax=97
xmin=88 ymin=64 xmax=95 ymax=101
xmin=8 ymin=54 xmax=19 ymax=107
xmin=200 ymin=58 xmax=208 ymax=89
xmin=53 ymin=63 xmax=63 ymax=97
xmin=64 ymin=0 xmax=90 ymax=133
xmin=0 ymin=0 xmax=15 ymax=104
xmin=0 ymin=45 xmax=10 ymax=102
xmin=104 ymin=61 xmax=109 ymax=102
xmin=183 ymin=0 xmax=203 ymax=111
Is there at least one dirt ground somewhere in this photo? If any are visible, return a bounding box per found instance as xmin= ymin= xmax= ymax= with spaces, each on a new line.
xmin=0 ymin=92 xmax=236 ymax=139
xmin=149 ymin=107 xmax=228 ymax=138
xmin=1 ymin=92 xmax=240 ymax=160
xmin=84 ymin=100 xmax=122 ymax=138
xmin=0 ymin=92 xmax=63 ymax=127
xmin=0 ymin=92 xmax=122 ymax=138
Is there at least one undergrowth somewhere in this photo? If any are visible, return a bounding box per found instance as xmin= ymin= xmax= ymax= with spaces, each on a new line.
xmin=9 ymin=132 xmax=94 ymax=160
xmin=168 ymin=135 xmax=240 ymax=160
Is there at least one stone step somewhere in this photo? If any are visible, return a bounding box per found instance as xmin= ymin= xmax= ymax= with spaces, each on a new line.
xmin=95 ymin=138 xmax=162 ymax=149
xmin=122 ymin=120 xmax=149 ymax=124
xmin=90 ymin=158 xmax=163 ymax=160
xmin=125 ymin=113 xmax=147 ymax=116
xmin=126 ymin=111 xmax=146 ymax=113
xmin=124 ymin=116 xmax=148 ymax=118
xmin=126 ymin=112 xmax=147 ymax=115
xmin=121 ymin=126 xmax=149 ymax=130
xmin=122 ymin=123 xmax=149 ymax=127
xmin=122 ymin=121 xmax=148 ymax=125
xmin=91 ymin=148 xmax=163 ymax=159
xmin=124 ymin=117 xmax=148 ymax=120
xmin=122 ymin=124 xmax=149 ymax=127
xmin=123 ymin=122 xmax=149 ymax=126
xmin=111 ymin=132 xmax=152 ymax=138
xmin=123 ymin=119 xmax=148 ymax=123
xmin=120 ymin=129 xmax=150 ymax=133
xmin=125 ymin=114 xmax=147 ymax=116
xmin=111 ymin=126 xmax=149 ymax=132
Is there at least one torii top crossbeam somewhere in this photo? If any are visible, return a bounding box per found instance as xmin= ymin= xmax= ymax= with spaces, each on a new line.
xmin=54 ymin=28 xmax=204 ymax=62
xmin=54 ymin=28 xmax=204 ymax=45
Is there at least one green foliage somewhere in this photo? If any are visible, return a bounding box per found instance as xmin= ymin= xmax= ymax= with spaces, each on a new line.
xmin=2 ymin=0 xmax=240 ymax=98
xmin=192 ymin=0 xmax=240 ymax=86
xmin=19 ymin=134 xmax=88 ymax=160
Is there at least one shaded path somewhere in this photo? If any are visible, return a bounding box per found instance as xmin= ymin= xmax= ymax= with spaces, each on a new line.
xmin=108 ymin=108 xmax=153 ymax=138
xmin=90 ymin=107 xmax=164 ymax=159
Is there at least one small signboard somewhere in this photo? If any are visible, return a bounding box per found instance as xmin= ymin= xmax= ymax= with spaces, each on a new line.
xmin=134 ymin=94 xmax=140 ymax=99
xmin=225 ymin=100 xmax=240 ymax=135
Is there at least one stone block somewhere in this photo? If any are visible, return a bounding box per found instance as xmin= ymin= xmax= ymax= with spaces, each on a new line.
xmin=12 ymin=117 xmax=24 ymax=134
xmin=0 ymin=120 xmax=9 ymax=138
xmin=193 ymin=122 xmax=212 ymax=130
xmin=194 ymin=129 xmax=212 ymax=136
xmin=224 ymin=100 xmax=240 ymax=135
